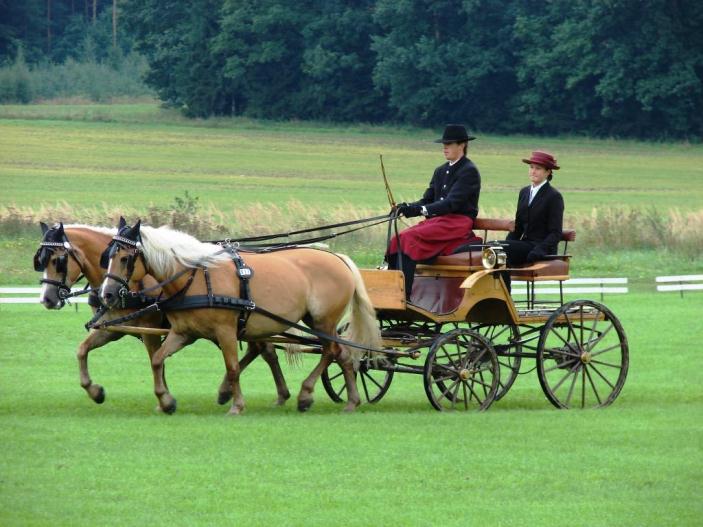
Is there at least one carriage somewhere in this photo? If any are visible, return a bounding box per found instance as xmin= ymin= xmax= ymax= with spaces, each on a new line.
xmin=35 ymin=216 xmax=629 ymax=413
xmin=320 ymin=217 xmax=629 ymax=411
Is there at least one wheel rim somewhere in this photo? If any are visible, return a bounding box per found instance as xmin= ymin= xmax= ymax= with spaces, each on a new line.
xmin=537 ymin=300 xmax=629 ymax=409
xmin=472 ymin=324 xmax=522 ymax=401
xmin=424 ymin=329 xmax=499 ymax=411
xmin=321 ymin=355 xmax=394 ymax=404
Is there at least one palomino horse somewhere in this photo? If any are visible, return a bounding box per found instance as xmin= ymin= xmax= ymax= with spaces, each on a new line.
xmin=35 ymin=222 xmax=291 ymax=408
xmin=99 ymin=219 xmax=382 ymax=414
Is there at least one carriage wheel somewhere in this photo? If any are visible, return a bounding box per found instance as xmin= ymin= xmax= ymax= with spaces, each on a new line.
xmin=423 ymin=329 xmax=499 ymax=411
xmin=471 ymin=323 xmax=522 ymax=401
xmin=321 ymin=355 xmax=394 ymax=404
xmin=537 ymin=300 xmax=629 ymax=409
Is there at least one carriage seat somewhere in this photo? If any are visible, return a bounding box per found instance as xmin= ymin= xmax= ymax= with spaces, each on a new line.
xmin=430 ymin=225 xmax=576 ymax=281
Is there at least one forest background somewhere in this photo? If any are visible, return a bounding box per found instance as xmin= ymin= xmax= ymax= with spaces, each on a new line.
xmin=1 ymin=0 xmax=702 ymax=139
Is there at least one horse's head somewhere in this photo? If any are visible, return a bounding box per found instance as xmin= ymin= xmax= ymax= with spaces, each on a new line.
xmin=35 ymin=222 xmax=85 ymax=309
xmin=99 ymin=217 xmax=147 ymax=308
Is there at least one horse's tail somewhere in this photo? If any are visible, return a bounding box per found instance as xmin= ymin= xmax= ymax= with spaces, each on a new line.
xmin=336 ymin=253 xmax=382 ymax=361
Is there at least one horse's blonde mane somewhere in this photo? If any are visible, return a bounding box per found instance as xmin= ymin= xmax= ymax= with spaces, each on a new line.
xmin=140 ymin=226 xmax=230 ymax=276
xmin=64 ymin=224 xmax=117 ymax=236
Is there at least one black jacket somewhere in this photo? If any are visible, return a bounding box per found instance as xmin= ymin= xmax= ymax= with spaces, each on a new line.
xmin=412 ymin=156 xmax=481 ymax=218
xmin=506 ymin=182 xmax=564 ymax=258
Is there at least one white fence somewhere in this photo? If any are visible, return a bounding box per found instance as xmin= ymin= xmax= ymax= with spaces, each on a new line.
xmin=0 ymin=286 xmax=89 ymax=305
xmin=655 ymin=275 xmax=703 ymax=296
xmin=2 ymin=275 xmax=700 ymax=306
xmin=512 ymin=278 xmax=629 ymax=298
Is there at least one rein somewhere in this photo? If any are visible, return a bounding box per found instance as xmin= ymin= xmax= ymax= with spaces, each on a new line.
xmin=206 ymin=214 xmax=391 ymax=246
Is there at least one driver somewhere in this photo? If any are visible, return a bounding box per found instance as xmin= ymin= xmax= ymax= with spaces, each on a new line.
xmin=386 ymin=124 xmax=481 ymax=300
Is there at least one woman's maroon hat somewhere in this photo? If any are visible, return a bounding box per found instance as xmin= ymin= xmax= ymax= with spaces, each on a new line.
xmin=522 ymin=151 xmax=560 ymax=170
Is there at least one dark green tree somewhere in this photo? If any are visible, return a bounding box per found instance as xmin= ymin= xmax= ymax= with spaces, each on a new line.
xmin=371 ymin=0 xmax=520 ymax=129
xmin=513 ymin=0 xmax=703 ymax=138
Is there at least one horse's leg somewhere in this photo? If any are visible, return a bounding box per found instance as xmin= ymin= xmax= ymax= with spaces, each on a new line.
xmin=216 ymin=342 xmax=259 ymax=405
xmin=217 ymin=342 xmax=290 ymax=407
xmin=337 ymin=344 xmax=362 ymax=412
xmin=142 ymin=333 xmax=169 ymax=412
xmin=76 ymin=329 xmax=122 ymax=404
xmin=215 ymin=326 xmax=245 ymax=416
xmin=297 ymin=352 xmax=333 ymax=412
xmin=150 ymin=332 xmax=193 ymax=414
xmin=259 ymin=343 xmax=291 ymax=406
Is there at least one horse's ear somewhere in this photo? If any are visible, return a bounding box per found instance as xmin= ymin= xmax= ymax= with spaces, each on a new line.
xmin=118 ymin=216 xmax=127 ymax=229
xmin=134 ymin=219 xmax=141 ymax=231
xmin=40 ymin=222 xmax=49 ymax=235
xmin=58 ymin=222 xmax=65 ymax=235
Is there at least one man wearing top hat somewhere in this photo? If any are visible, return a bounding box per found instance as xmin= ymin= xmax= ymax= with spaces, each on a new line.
xmin=502 ymin=150 xmax=564 ymax=291
xmin=387 ymin=124 xmax=481 ymax=300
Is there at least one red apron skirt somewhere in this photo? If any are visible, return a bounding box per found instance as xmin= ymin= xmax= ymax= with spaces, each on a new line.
xmin=387 ymin=214 xmax=478 ymax=261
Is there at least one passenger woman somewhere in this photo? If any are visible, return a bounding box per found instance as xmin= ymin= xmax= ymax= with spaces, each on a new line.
xmin=387 ymin=124 xmax=481 ymax=300
xmin=502 ymin=150 xmax=564 ymax=291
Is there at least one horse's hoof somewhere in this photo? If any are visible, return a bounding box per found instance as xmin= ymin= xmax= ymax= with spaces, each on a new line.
xmin=89 ymin=385 xmax=106 ymax=404
xmin=160 ymin=397 xmax=177 ymax=415
xmin=227 ymin=407 xmax=243 ymax=416
xmin=275 ymin=391 xmax=291 ymax=406
xmin=297 ymin=399 xmax=314 ymax=412
xmin=342 ymin=404 xmax=359 ymax=413
xmin=217 ymin=391 xmax=232 ymax=405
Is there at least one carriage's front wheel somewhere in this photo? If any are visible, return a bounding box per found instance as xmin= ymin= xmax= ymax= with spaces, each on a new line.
xmin=537 ymin=300 xmax=629 ymax=409
xmin=321 ymin=355 xmax=394 ymax=404
xmin=423 ymin=329 xmax=499 ymax=411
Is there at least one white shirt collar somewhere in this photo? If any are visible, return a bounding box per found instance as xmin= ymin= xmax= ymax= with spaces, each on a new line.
xmin=448 ymin=157 xmax=463 ymax=166
xmin=530 ymin=180 xmax=548 ymax=195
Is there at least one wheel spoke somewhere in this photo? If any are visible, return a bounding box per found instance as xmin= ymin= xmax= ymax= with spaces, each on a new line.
xmin=552 ymin=361 xmax=580 ymax=393
xmin=550 ymin=327 xmax=580 ymax=356
xmin=542 ymin=357 xmax=577 ymax=374
xmin=328 ymin=370 xmax=344 ymax=382
xmin=563 ymin=311 xmax=583 ymax=353
xmin=335 ymin=383 xmax=346 ymax=398
xmin=585 ymin=365 xmax=603 ymax=405
xmin=545 ymin=345 xmax=580 ymax=358
xmin=589 ymin=358 xmax=622 ymax=370
xmin=564 ymin=365 xmax=579 ymax=407
xmin=581 ymin=366 xmax=586 ymax=408
xmin=588 ymin=362 xmax=616 ymax=390
xmin=436 ymin=378 xmax=461 ymax=404
xmin=589 ymin=342 xmax=622 ymax=358
xmin=360 ymin=372 xmax=370 ymax=401
xmin=584 ymin=323 xmax=614 ymax=352
xmin=462 ymin=382 xmax=469 ymax=410
xmin=362 ymin=371 xmax=385 ymax=391
xmin=465 ymin=379 xmax=486 ymax=405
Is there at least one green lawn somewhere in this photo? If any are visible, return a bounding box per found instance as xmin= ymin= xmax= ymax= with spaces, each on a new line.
xmin=1 ymin=103 xmax=702 ymax=215
xmin=1 ymin=292 xmax=701 ymax=526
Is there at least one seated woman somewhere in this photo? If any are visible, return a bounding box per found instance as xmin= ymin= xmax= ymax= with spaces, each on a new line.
xmin=502 ymin=150 xmax=564 ymax=291
xmin=387 ymin=124 xmax=481 ymax=300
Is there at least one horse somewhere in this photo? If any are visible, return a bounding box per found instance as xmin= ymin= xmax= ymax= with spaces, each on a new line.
xmin=35 ymin=222 xmax=291 ymax=408
xmin=99 ymin=218 xmax=382 ymax=415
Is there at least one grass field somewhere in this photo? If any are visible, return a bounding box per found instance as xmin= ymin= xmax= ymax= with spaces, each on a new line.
xmin=1 ymin=103 xmax=702 ymax=283
xmin=1 ymin=103 xmax=702 ymax=525
xmin=1 ymin=292 xmax=702 ymax=526
xmin=1 ymin=103 xmax=702 ymax=214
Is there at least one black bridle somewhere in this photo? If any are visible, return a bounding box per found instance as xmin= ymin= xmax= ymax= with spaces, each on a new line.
xmin=101 ymin=234 xmax=145 ymax=300
xmin=35 ymin=238 xmax=88 ymax=306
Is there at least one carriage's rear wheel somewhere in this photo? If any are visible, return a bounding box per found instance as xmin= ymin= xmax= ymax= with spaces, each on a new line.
xmin=423 ymin=328 xmax=499 ymax=411
xmin=321 ymin=355 xmax=394 ymax=404
xmin=471 ymin=323 xmax=522 ymax=401
xmin=537 ymin=300 xmax=629 ymax=409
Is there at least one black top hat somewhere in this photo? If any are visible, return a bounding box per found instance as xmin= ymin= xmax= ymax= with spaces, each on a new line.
xmin=434 ymin=124 xmax=476 ymax=144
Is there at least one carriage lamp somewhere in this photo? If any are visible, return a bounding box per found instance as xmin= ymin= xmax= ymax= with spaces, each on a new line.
xmin=481 ymin=246 xmax=507 ymax=270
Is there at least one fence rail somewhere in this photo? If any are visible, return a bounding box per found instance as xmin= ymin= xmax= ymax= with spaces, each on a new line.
xmin=655 ymin=275 xmax=703 ymax=296
xmin=0 ymin=286 xmax=89 ymax=304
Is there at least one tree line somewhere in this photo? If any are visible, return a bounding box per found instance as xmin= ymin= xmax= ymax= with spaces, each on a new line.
xmin=2 ymin=0 xmax=702 ymax=139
